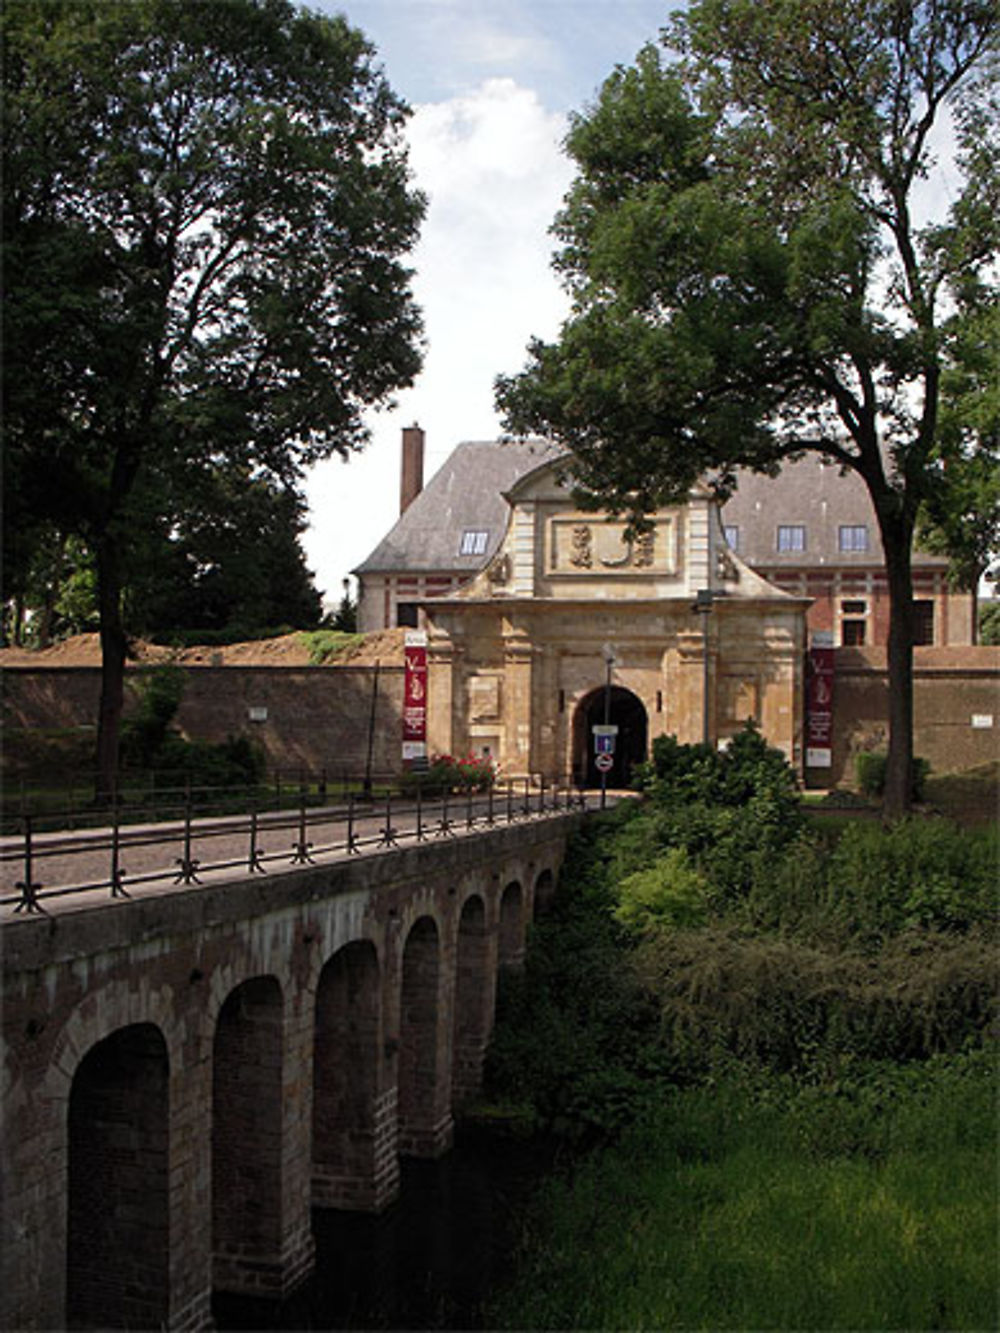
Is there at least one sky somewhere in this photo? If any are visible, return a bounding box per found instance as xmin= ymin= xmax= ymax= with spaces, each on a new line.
xmin=302 ymin=0 xmax=682 ymax=604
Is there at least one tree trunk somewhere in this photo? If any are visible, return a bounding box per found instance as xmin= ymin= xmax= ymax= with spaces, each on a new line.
xmin=37 ymin=531 xmax=68 ymax=649
xmin=879 ymin=516 xmax=916 ymax=820
xmin=95 ymin=536 xmax=127 ymax=802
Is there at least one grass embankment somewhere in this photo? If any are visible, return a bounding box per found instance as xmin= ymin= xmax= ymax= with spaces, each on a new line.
xmin=492 ymin=1056 xmax=996 ymax=1330
xmin=484 ymin=731 xmax=998 ymax=1331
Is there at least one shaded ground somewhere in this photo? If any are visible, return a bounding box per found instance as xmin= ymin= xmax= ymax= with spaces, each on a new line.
xmin=923 ymin=761 xmax=999 ymax=827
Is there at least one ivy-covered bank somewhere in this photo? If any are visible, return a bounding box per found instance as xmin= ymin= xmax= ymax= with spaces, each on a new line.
xmin=483 ymin=728 xmax=998 ymax=1331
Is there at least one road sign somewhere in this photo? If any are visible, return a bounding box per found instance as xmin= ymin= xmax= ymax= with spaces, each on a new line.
xmin=595 ymin=752 xmax=614 ymax=773
xmin=593 ymin=724 xmax=618 ymax=755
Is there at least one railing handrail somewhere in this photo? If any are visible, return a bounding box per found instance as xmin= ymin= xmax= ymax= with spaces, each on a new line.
xmin=2 ymin=780 xmax=595 ymax=915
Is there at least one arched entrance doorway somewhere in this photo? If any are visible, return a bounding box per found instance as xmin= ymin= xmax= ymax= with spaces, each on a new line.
xmin=574 ymin=686 xmax=648 ymax=788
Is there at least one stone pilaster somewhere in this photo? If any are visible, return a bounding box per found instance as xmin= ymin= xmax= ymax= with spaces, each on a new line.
xmin=427 ymin=628 xmax=456 ymax=760
xmin=502 ymin=627 xmax=535 ymax=780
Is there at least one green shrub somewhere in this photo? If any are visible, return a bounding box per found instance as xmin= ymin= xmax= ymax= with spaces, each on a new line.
xmin=155 ymin=732 xmax=265 ymax=791
xmin=613 ymin=847 xmax=711 ymax=935
xmin=121 ymin=665 xmax=186 ymax=766
xmin=300 ymin=628 xmax=364 ymax=664
xmin=634 ymin=926 xmax=997 ymax=1074
xmin=856 ymin=750 xmax=930 ymax=800
xmin=826 ymin=817 xmax=997 ymax=941
xmin=639 ymin=722 xmax=801 ymax=818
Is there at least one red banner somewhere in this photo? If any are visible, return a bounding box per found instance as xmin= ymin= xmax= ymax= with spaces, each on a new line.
xmin=402 ymin=629 xmax=428 ymax=760
xmin=805 ymin=642 xmax=834 ymax=768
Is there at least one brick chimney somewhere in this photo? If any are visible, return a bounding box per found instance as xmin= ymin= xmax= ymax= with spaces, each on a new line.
xmin=400 ymin=423 xmax=425 ymax=515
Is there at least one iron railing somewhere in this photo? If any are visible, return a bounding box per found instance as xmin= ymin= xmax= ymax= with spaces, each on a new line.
xmin=0 ymin=766 xmax=401 ymax=833
xmin=1 ymin=779 xmax=592 ymax=915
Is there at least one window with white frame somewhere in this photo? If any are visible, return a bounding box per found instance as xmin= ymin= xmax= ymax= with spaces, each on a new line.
xmin=459 ymin=529 xmax=489 ymax=556
xmin=776 ymin=524 xmax=806 ymax=552
xmin=723 ymin=524 xmax=740 ymax=551
xmin=840 ymin=598 xmax=868 ymax=646
xmin=839 ymin=524 xmax=869 ymax=553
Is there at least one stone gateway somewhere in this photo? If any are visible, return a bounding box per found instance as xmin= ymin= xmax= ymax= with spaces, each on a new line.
xmin=423 ymin=457 xmax=809 ymax=783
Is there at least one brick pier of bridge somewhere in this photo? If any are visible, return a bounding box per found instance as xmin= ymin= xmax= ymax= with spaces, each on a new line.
xmin=1 ymin=814 xmax=580 ymax=1331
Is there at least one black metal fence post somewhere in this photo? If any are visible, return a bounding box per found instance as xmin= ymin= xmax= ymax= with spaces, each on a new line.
xmin=379 ymin=791 xmax=399 ymax=848
xmin=436 ymin=786 xmax=454 ymax=838
xmin=14 ymin=815 xmax=44 ymax=914
xmin=110 ymin=801 xmax=129 ymax=898
xmin=347 ymin=793 xmax=361 ymax=854
xmin=291 ymin=789 xmax=315 ymax=864
xmin=174 ymin=796 xmax=201 ymax=884
xmin=416 ymin=787 xmax=426 ymax=842
xmin=248 ymin=803 xmax=266 ymax=873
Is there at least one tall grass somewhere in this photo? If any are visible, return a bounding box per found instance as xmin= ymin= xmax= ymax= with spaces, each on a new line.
xmin=491 ymin=1054 xmax=997 ymax=1331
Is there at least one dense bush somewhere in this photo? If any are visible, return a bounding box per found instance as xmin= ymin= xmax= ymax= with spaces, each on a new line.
xmin=856 ymin=749 xmax=930 ymax=800
xmin=485 ymin=736 xmax=997 ymax=1138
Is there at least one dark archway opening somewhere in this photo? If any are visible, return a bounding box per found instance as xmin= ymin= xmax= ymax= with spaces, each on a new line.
xmin=313 ymin=941 xmax=383 ymax=1210
xmin=574 ymin=685 xmax=648 ymax=788
xmin=213 ymin=976 xmax=284 ymax=1291
xmin=67 ymin=1023 xmax=169 ymax=1330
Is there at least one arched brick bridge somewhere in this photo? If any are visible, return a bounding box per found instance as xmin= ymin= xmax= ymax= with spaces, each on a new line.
xmin=1 ymin=812 xmax=584 ymax=1331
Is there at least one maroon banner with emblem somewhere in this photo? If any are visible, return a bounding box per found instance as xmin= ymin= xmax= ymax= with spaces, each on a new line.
xmin=402 ymin=629 xmax=428 ymax=760
xmin=805 ymin=643 xmax=835 ymax=768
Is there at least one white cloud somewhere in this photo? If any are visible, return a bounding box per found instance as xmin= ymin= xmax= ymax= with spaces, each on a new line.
xmin=303 ymin=78 xmax=573 ymax=601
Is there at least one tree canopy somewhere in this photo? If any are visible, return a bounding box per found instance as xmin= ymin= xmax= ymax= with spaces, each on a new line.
xmin=3 ymin=0 xmax=425 ymax=791
xmin=497 ymin=0 xmax=998 ymax=815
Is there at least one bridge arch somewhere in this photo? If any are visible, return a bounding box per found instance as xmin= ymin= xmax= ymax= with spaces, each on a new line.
xmin=452 ymin=894 xmax=492 ymax=1108
xmin=397 ymin=915 xmax=450 ymax=1157
xmin=212 ymin=975 xmax=285 ymax=1291
xmin=313 ymin=941 xmax=387 ymax=1210
xmin=67 ymin=1022 xmax=170 ymax=1330
xmin=499 ymin=880 xmax=525 ymax=970
xmin=533 ymin=866 xmax=557 ymax=916
xmin=573 ymin=684 xmax=649 ymax=787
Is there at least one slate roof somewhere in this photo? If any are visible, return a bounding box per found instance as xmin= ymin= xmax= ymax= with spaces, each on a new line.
xmin=721 ymin=457 xmax=948 ymax=568
xmin=355 ymin=438 xmax=948 ymax=578
xmin=353 ymin=438 xmax=563 ymax=574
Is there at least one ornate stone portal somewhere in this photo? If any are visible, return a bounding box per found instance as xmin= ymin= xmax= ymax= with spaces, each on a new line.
xmin=423 ymin=459 xmax=809 ymax=786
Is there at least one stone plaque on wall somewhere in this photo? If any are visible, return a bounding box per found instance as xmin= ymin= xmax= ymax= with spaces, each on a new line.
xmin=547 ymin=517 xmax=676 ymax=575
xmin=721 ymin=675 xmax=759 ymax=725
xmin=468 ymin=675 xmax=501 ymax=721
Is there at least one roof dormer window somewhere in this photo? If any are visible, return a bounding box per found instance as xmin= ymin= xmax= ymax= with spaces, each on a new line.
xmin=459 ymin=529 xmax=489 ymax=556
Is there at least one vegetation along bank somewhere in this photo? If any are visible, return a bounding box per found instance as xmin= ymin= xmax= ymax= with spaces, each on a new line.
xmin=481 ymin=728 xmax=998 ymax=1331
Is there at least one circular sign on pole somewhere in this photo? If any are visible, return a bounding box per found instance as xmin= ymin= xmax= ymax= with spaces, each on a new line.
xmin=595 ymin=752 xmax=614 ymax=774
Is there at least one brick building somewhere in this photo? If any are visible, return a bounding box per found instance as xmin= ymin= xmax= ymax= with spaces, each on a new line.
xmin=721 ymin=457 xmax=975 ymax=647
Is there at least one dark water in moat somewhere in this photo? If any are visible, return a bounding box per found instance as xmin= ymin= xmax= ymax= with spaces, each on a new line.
xmin=212 ymin=1127 xmax=557 ymax=1331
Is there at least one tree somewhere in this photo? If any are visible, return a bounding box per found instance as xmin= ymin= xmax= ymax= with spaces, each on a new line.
xmin=496 ymin=0 xmax=997 ymax=817
xmin=128 ymin=464 xmax=324 ymax=638
xmin=3 ymin=0 xmax=424 ymax=794
xmin=328 ymin=579 xmax=359 ymax=632
xmin=916 ymin=295 xmax=1000 ymax=610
